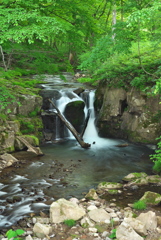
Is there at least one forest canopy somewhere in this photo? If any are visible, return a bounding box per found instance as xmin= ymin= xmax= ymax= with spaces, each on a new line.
xmin=0 ymin=0 xmax=161 ymax=95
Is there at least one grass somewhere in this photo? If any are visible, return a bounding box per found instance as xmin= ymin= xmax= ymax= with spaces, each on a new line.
xmin=63 ymin=219 xmax=76 ymax=227
xmin=133 ymin=200 xmax=147 ymax=210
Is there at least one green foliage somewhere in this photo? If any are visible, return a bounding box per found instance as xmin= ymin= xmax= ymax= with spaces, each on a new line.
xmin=29 ymin=107 xmax=39 ymax=117
xmin=63 ymin=219 xmax=76 ymax=227
xmin=79 ymin=40 xmax=161 ymax=90
xmin=6 ymin=229 xmax=25 ymax=240
xmin=150 ymin=137 xmax=161 ymax=174
xmin=109 ymin=229 xmax=117 ymax=239
xmin=133 ymin=200 xmax=147 ymax=210
xmin=77 ymin=77 xmax=97 ymax=86
xmin=0 ymin=113 xmax=7 ymax=121
xmin=0 ymin=85 xmax=16 ymax=111
xmin=20 ymin=121 xmax=35 ymax=134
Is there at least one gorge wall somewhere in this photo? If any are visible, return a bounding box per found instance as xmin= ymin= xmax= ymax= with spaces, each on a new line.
xmin=0 ymin=94 xmax=43 ymax=154
xmin=95 ymin=83 xmax=161 ymax=144
xmin=1 ymin=82 xmax=161 ymax=156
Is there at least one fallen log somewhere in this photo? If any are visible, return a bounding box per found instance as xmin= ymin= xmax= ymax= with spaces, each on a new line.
xmin=48 ymin=99 xmax=91 ymax=148
xmin=16 ymin=136 xmax=44 ymax=156
xmin=80 ymin=109 xmax=90 ymax=139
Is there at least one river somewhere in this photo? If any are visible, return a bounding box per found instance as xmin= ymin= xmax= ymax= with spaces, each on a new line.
xmin=0 ymin=73 xmax=154 ymax=229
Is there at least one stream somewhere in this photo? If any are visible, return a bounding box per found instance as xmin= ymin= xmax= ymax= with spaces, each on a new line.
xmin=0 ymin=73 xmax=154 ymax=230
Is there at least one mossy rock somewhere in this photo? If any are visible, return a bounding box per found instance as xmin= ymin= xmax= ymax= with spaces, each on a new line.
xmin=22 ymin=135 xmax=39 ymax=146
xmin=108 ymin=189 xmax=119 ymax=195
xmin=85 ymin=189 xmax=98 ymax=200
xmin=98 ymin=182 xmax=123 ymax=190
xmin=146 ymin=175 xmax=161 ymax=184
xmin=64 ymin=100 xmax=85 ymax=132
xmin=123 ymin=172 xmax=148 ymax=182
xmin=140 ymin=191 xmax=161 ymax=206
xmin=126 ymin=178 xmax=149 ymax=187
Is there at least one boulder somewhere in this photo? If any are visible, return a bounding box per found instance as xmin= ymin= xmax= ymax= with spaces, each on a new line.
xmin=116 ymin=221 xmax=144 ymax=240
xmin=137 ymin=211 xmax=157 ymax=231
xmin=64 ymin=100 xmax=85 ymax=132
xmin=50 ymin=198 xmax=86 ymax=223
xmin=146 ymin=175 xmax=161 ymax=184
xmin=88 ymin=208 xmax=110 ymax=223
xmin=124 ymin=217 xmax=147 ymax=235
xmin=33 ymin=222 xmax=52 ymax=238
xmin=0 ymin=153 xmax=18 ymax=168
xmin=140 ymin=191 xmax=161 ymax=206
xmin=123 ymin=172 xmax=148 ymax=182
xmin=124 ymin=177 xmax=149 ymax=187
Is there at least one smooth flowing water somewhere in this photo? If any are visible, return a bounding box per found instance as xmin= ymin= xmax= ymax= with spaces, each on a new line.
xmin=0 ymin=74 xmax=154 ymax=229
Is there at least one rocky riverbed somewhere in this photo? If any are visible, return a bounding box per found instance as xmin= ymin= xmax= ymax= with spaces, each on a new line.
xmin=1 ymin=173 xmax=161 ymax=240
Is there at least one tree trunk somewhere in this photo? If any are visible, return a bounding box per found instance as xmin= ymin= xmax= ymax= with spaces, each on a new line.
xmin=49 ymin=99 xmax=91 ymax=148
xmin=80 ymin=109 xmax=90 ymax=139
xmin=112 ymin=3 xmax=117 ymax=40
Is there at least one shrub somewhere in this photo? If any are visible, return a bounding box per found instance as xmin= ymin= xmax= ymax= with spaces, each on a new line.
xmin=109 ymin=229 xmax=117 ymax=239
xmin=133 ymin=200 xmax=147 ymax=210
xmin=150 ymin=137 xmax=161 ymax=174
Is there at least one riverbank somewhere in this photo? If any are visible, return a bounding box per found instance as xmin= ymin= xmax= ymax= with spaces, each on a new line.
xmin=1 ymin=172 xmax=161 ymax=240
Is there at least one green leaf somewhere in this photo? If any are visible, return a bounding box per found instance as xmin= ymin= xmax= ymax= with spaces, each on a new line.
xmin=15 ymin=229 xmax=25 ymax=235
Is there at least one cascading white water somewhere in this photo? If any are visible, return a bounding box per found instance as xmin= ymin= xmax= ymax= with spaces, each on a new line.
xmin=83 ymin=91 xmax=98 ymax=139
xmin=50 ymin=90 xmax=84 ymax=140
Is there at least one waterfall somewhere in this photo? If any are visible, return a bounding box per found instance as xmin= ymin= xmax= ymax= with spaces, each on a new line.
xmin=43 ymin=87 xmax=99 ymax=142
xmin=49 ymin=90 xmax=84 ymax=140
xmin=83 ymin=91 xmax=98 ymax=139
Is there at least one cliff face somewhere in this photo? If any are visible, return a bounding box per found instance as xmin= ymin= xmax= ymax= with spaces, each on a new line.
xmin=95 ymin=86 xmax=161 ymax=143
xmin=0 ymin=94 xmax=43 ymax=154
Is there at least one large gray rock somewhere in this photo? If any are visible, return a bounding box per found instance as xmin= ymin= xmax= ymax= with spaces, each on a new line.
xmin=18 ymin=95 xmax=42 ymax=116
xmin=124 ymin=217 xmax=147 ymax=236
xmin=116 ymin=221 xmax=144 ymax=240
xmin=50 ymin=198 xmax=86 ymax=223
xmin=137 ymin=211 xmax=157 ymax=231
xmin=88 ymin=208 xmax=110 ymax=223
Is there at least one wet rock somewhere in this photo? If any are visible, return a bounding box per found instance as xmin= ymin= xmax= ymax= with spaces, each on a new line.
xmin=123 ymin=172 xmax=148 ymax=182
xmin=64 ymin=100 xmax=85 ymax=132
xmin=124 ymin=177 xmax=149 ymax=187
xmin=73 ymin=88 xmax=84 ymax=95
xmin=98 ymin=182 xmax=123 ymax=190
